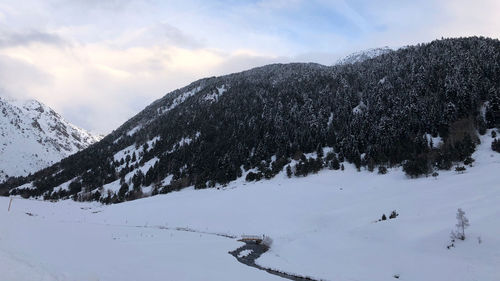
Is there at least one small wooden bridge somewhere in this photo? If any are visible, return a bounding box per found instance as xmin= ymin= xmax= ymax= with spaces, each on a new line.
xmin=239 ymin=235 xmax=263 ymax=244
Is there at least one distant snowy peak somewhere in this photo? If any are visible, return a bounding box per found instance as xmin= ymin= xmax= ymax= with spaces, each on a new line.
xmin=0 ymin=97 xmax=101 ymax=181
xmin=336 ymin=47 xmax=392 ymax=65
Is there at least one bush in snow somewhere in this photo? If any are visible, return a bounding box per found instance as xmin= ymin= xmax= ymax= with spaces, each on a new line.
xmin=403 ymin=155 xmax=431 ymax=178
xmin=326 ymin=153 xmax=340 ymax=170
xmin=378 ymin=165 xmax=388 ymax=174
xmin=463 ymin=157 xmax=475 ymax=166
xmin=245 ymin=171 xmax=262 ymax=181
xmin=455 ymin=166 xmax=466 ymax=174
xmin=389 ymin=210 xmax=399 ymax=219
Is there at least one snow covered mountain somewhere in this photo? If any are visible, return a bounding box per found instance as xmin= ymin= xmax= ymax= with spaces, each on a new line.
xmin=0 ymin=97 xmax=101 ymax=182
xmin=3 ymin=37 xmax=500 ymax=202
xmin=336 ymin=46 xmax=392 ymax=65
xmin=1 ymin=37 xmax=499 ymax=281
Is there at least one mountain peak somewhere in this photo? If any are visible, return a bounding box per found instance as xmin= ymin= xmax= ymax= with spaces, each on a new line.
xmin=0 ymin=97 xmax=101 ymax=182
xmin=336 ymin=47 xmax=392 ymax=65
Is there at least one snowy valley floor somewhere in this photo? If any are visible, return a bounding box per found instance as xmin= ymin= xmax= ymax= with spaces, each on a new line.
xmin=1 ymin=132 xmax=500 ymax=281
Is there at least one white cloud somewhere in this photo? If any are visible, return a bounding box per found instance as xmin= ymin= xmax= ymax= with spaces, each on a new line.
xmin=0 ymin=30 xmax=67 ymax=48
xmin=435 ymin=0 xmax=500 ymax=39
xmin=0 ymin=40 xmax=282 ymax=133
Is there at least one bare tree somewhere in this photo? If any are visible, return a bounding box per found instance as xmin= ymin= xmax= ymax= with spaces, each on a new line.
xmin=451 ymin=208 xmax=470 ymax=240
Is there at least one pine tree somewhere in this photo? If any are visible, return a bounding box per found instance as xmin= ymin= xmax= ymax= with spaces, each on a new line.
xmin=286 ymin=165 xmax=292 ymax=178
xmin=492 ymin=138 xmax=500 ymax=153
xmin=316 ymin=144 xmax=324 ymax=158
xmin=69 ymin=181 xmax=82 ymax=194
xmin=118 ymin=182 xmax=129 ymax=200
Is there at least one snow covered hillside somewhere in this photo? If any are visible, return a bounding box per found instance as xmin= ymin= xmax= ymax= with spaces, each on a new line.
xmin=0 ymin=97 xmax=101 ymax=182
xmin=5 ymin=37 xmax=500 ymax=201
xmin=336 ymin=46 xmax=392 ymax=65
xmin=1 ymin=131 xmax=499 ymax=281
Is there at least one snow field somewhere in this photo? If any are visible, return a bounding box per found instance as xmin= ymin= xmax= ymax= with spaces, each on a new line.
xmin=0 ymin=130 xmax=499 ymax=280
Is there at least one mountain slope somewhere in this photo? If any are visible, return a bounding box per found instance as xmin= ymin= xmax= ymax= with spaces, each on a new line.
xmin=3 ymin=37 xmax=500 ymax=201
xmin=0 ymin=97 xmax=101 ymax=182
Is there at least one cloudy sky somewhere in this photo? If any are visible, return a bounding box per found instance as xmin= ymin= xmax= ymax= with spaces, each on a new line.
xmin=0 ymin=0 xmax=499 ymax=134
